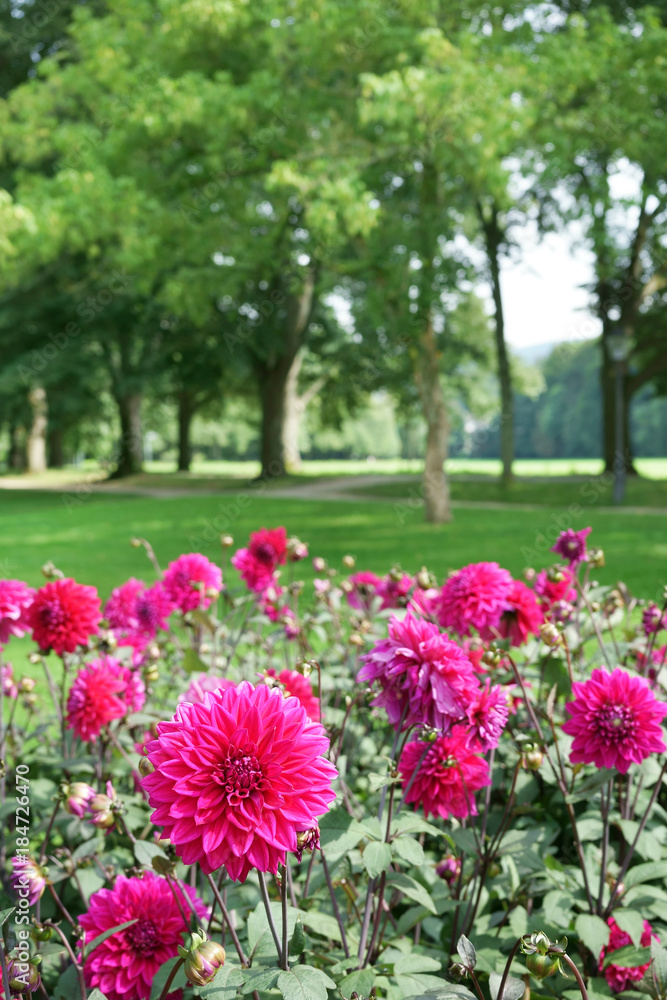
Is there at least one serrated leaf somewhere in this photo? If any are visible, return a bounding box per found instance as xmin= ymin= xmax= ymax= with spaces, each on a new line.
xmin=318 ymin=807 xmax=365 ymax=860
xmin=277 ymin=965 xmax=336 ymax=1000
xmin=576 ymin=914 xmax=611 ymax=957
xmin=84 ymin=919 xmax=138 ymax=959
xmin=625 ymin=862 xmax=667 ymax=890
xmin=87 ymin=991 xmax=110 ymax=1000
xmin=200 ymin=964 xmax=245 ymax=998
xmin=54 ymin=965 xmax=79 ymax=1000
xmin=399 ymin=984 xmax=477 ymax=1000
xmin=457 ymin=935 xmax=477 ymax=969
xmin=603 ymin=945 xmax=651 ymax=969
xmin=649 ymin=939 xmax=667 ymax=999
xmin=363 ymin=840 xmax=392 ymax=878
xmin=489 ymin=971 xmax=526 ymax=1000
xmin=133 ymin=840 xmax=167 ymax=868
xmin=339 ymin=969 xmax=375 ymax=998
xmin=391 ymin=814 xmax=444 ymax=838
xmin=392 ymin=836 xmax=425 ymax=867
xmin=387 ymin=873 xmax=437 ymax=914
xmin=241 ymin=968 xmax=281 ymax=994
xmin=614 ymin=911 xmax=647 ymax=948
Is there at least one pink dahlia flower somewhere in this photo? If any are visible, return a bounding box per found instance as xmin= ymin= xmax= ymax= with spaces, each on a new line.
xmin=408 ymin=586 xmax=441 ymax=620
xmin=437 ymin=562 xmax=512 ymax=638
xmin=534 ymin=567 xmax=577 ymax=609
xmin=2 ymin=662 xmax=18 ymax=699
xmin=399 ymin=727 xmax=490 ymax=820
xmin=105 ymin=579 xmax=173 ymax=648
xmin=162 ymin=553 xmax=222 ymax=613
xmin=10 ymin=856 xmax=46 ymax=906
xmin=358 ymin=612 xmax=479 ymax=732
xmin=232 ymin=527 xmax=287 ymax=593
xmin=180 ymin=673 xmax=234 ymax=705
xmin=105 ymin=578 xmax=145 ymax=633
xmin=643 ymin=603 xmax=665 ymax=636
xmin=496 ymin=580 xmax=543 ymax=646
xmin=466 ymin=680 xmax=509 ymax=750
xmin=80 ymin=871 xmax=208 ymax=1000
xmin=143 ymin=681 xmax=337 ymax=880
xmin=599 ymin=917 xmax=658 ymax=993
xmin=266 ymin=668 xmax=320 ymax=722
xmin=346 ymin=571 xmax=381 ymax=611
xmin=376 ymin=573 xmax=414 ymax=610
xmin=552 ymin=526 xmax=592 ymax=566
xmin=27 ymin=578 xmax=101 ymax=656
xmin=562 ymin=667 xmax=667 ymax=773
xmin=66 ymin=656 xmax=145 ymax=742
xmin=0 ymin=580 xmax=35 ymax=647
xmin=258 ymin=580 xmax=284 ymax=621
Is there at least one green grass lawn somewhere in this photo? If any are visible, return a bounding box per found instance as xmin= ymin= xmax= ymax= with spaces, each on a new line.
xmin=0 ymin=489 xmax=664 ymax=602
xmin=347 ymin=474 xmax=667 ymax=508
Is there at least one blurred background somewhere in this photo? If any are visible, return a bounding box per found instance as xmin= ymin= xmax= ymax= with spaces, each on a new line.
xmin=0 ymin=0 xmax=665 ymax=591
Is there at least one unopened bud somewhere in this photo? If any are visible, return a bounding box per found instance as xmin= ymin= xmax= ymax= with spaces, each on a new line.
xmin=287 ymin=537 xmax=309 ymax=562
xmin=7 ymin=955 xmax=41 ymax=993
xmin=41 ymin=561 xmax=64 ymax=580
xmin=588 ymin=547 xmax=605 ymax=568
xmin=539 ymin=622 xmax=562 ymax=647
xmin=18 ymin=677 xmax=36 ymax=694
xmin=416 ymin=566 xmax=436 ymax=589
xmin=349 ymin=633 xmax=364 ymax=647
xmin=524 ymin=567 xmax=536 ymax=583
xmin=63 ymin=782 xmax=96 ymax=817
xmin=179 ymin=931 xmax=226 ymax=987
xmin=220 ymin=534 xmax=234 ymax=547
xmin=521 ymin=746 xmax=544 ymax=771
xmin=138 ymin=756 xmax=154 ymax=777
xmin=342 ymin=554 xmax=356 ymax=569
xmin=340 ymin=580 xmax=353 ymax=594
xmin=130 ymin=537 xmax=142 ymax=548
xmin=312 ymin=557 xmax=326 ymax=572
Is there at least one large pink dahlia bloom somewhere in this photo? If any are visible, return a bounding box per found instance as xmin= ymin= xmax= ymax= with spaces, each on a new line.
xmin=357 ymin=612 xmax=479 ymax=732
xmin=346 ymin=571 xmax=382 ymax=611
xmin=599 ymin=918 xmax=658 ymax=993
xmin=27 ymin=578 xmax=101 ymax=655
xmin=80 ymin=872 xmax=208 ymax=1000
xmin=466 ymin=680 xmax=509 ymax=751
xmin=399 ymin=727 xmax=490 ymax=820
xmin=562 ymin=667 xmax=667 ymax=773
xmin=105 ymin=579 xmax=174 ymax=648
xmin=162 ymin=553 xmax=222 ymax=613
xmin=437 ymin=562 xmax=512 ymax=638
xmin=66 ymin=656 xmax=145 ymax=742
xmin=142 ymin=681 xmax=338 ymax=880
xmin=0 ymin=580 xmax=35 ymax=647
xmin=496 ymin=580 xmax=543 ymax=646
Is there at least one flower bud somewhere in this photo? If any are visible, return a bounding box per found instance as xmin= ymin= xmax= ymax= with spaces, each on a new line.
xmin=144 ymin=664 xmax=160 ymax=683
xmin=220 ymin=534 xmax=234 ymax=548
xmin=41 ymin=561 xmax=63 ymax=580
xmin=642 ymin=603 xmax=664 ymax=635
xmin=539 ymin=622 xmax=562 ymax=647
xmin=130 ymin=538 xmax=142 ymax=548
xmin=340 ymin=580 xmax=353 ymax=594
xmin=138 ymin=756 xmax=154 ymax=777
xmin=523 ymin=567 xmax=536 ymax=583
xmin=436 ymin=855 xmax=461 ymax=886
xmin=525 ymin=952 xmax=560 ymax=979
xmin=179 ymin=931 xmax=226 ymax=987
xmin=32 ymin=923 xmax=53 ymax=942
xmin=349 ymin=633 xmax=364 ymax=647
xmin=7 ymin=955 xmax=41 ymax=993
xmin=63 ymin=782 xmax=96 ymax=818
xmin=588 ymin=547 xmax=605 ymax=568
xmin=521 ymin=745 xmax=544 ymax=771
xmin=312 ymin=557 xmax=326 ymax=572
xmin=287 ymin=537 xmax=309 ymax=562
xmin=294 ymin=826 xmax=320 ymax=862
xmin=481 ymin=647 xmax=504 ymax=668
xmin=18 ymin=677 xmax=36 ymax=694
xmin=23 ymin=693 xmax=38 ymax=710
xmin=342 ymin=554 xmax=356 ymax=569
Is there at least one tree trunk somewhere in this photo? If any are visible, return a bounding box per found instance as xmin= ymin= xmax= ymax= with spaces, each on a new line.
xmin=8 ymin=423 xmax=25 ymax=470
xmin=414 ymin=316 xmax=451 ymax=523
xmin=282 ymin=352 xmax=304 ymax=473
xmin=177 ymin=392 xmax=194 ymax=472
xmin=48 ymin=427 xmax=65 ymax=468
xmin=479 ymin=203 xmax=513 ymax=485
xmin=26 ymin=386 xmax=48 ymax=473
xmin=111 ymin=392 xmax=143 ymax=478
xmin=601 ymin=326 xmax=637 ymax=475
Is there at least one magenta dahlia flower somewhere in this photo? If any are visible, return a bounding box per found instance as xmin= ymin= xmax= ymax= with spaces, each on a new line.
xmin=599 ymin=917 xmax=658 ymax=993
xmin=257 ymin=580 xmax=284 ymax=620
xmin=534 ymin=567 xmax=577 ymax=609
xmin=66 ymin=656 xmax=145 ymax=742
xmin=552 ymin=526 xmax=592 ymax=566
xmin=80 ymin=871 xmax=208 ymax=1000
xmin=105 ymin=579 xmax=173 ymax=649
xmin=376 ymin=573 xmax=414 ymax=610
xmin=496 ymin=580 xmax=543 ymax=646
xmin=358 ymin=612 xmax=479 ymax=732
xmin=266 ymin=668 xmax=320 ymax=722
xmin=346 ymin=571 xmax=381 ymax=611
xmin=466 ymin=680 xmax=509 ymax=750
xmin=162 ymin=553 xmax=222 ymax=613
xmin=105 ymin=578 xmax=144 ymax=633
xmin=399 ymin=727 xmax=490 ymax=820
xmin=408 ymin=586 xmax=441 ymax=620
xmin=232 ymin=527 xmax=287 ymax=593
xmin=27 ymin=578 xmax=101 ymax=656
xmin=10 ymin=856 xmax=46 ymax=906
xmin=142 ymin=681 xmax=337 ymax=880
xmin=437 ymin=562 xmax=512 ymax=638
xmin=643 ymin=603 xmax=665 ymax=636
xmin=562 ymin=667 xmax=667 ymax=773
xmin=0 ymin=580 xmax=35 ymax=647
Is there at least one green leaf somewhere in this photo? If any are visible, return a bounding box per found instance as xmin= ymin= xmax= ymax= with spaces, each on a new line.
xmin=0 ymin=906 xmax=15 ymax=927
xmin=398 ymin=985 xmax=477 ymax=1000
xmin=363 ymin=841 xmax=392 ymax=877
xmin=54 ymin=965 xmax=80 ymax=1000
xmin=339 ymin=969 xmax=375 ymax=999
xmin=648 ymin=939 xmax=667 ymax=1000
xmin=150 ymin=957 xmax=187 ymax=1000
xmin=625 ymin=863 xmax=667 ymax=890
xmin=241 ymin=968 xmax=281 ymax=994
xmin=387 ymin=873 xmax=437 ymax=914
xmin=290 ymin=917 xmax=306 ymax=957
xmin=489 ymin=972 xmax=526 ymax=1000
xmin=576 ymin=914 xmax=611 ymax=957
xmin=392 ymin=836 xmax=425 ymax=867
xmin=200 ymin=964 xmax=245 ymax=998
xmin=391 ymin=814 xmax=444 ymax=838
xmin=277 ymin=965 xmax=336 ymax=1000
xmin=133 ymin=840 xmax=167 ymax=868
xmin=566 ymin=770 xmax=616 ymax=803
xmin=614 ymin=910 xmax=647 ymax=948
xmin=457 ymin=935 xmax=477 ymax=969
xmin=84 ymin=919 xmax=138 ymax=959
xmin=319 ymin=807 xmax=365 ymax=860
xmin=183 ymin=648 xmax=208 ymax=673
xmin=602 ymin=945 xmax=651 ymax=969
xmin=395 ymin=955 xmax=442 ymax=974
xmin=87 ymin=992 xmax=110 ymax=1000
xmin=302 ymin=911 xmax=347 ymax=944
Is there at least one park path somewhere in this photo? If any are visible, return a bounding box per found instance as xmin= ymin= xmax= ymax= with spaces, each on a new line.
xmin=1 ymin=471 xmax=666 ymax=516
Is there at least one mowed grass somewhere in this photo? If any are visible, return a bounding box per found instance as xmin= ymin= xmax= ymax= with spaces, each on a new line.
xmin=0 ymin=489 xmax=664 ymax=602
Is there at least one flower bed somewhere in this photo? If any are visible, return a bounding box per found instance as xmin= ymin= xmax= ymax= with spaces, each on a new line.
xmin=1 ymin=526 xmax=667 ymax=1000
